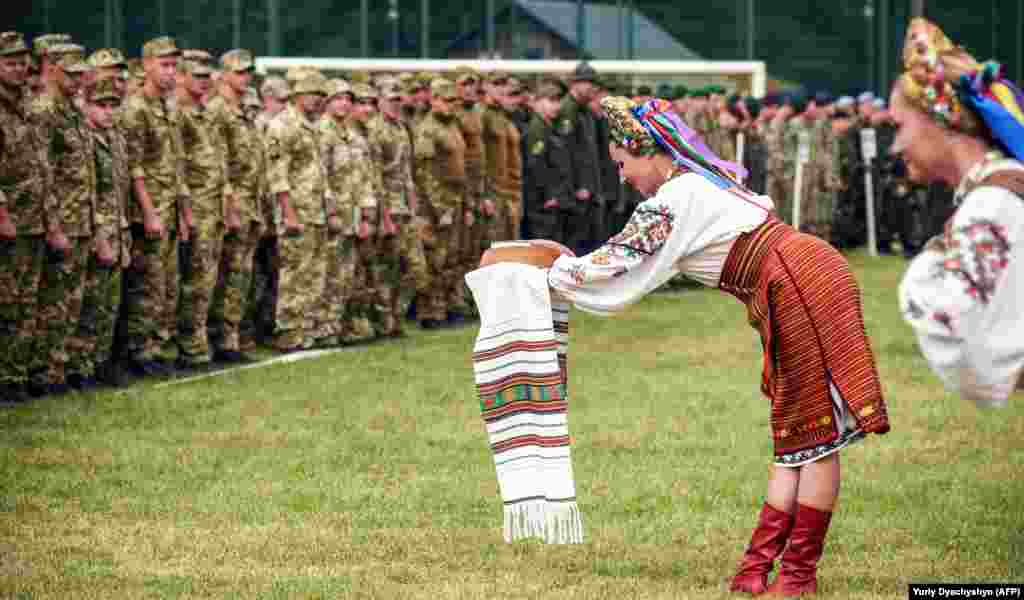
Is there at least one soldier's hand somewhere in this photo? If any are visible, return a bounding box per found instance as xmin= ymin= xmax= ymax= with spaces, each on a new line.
xmin=482 ymin=198 xmax=496 ymax=217
xmin=464 ymin=210 xmax=475 ymax=228
xmin=407 ymin=190 xmax=419 ymax=215
xmin=143 ymin=212 xmax=165 ymax=240
xmin=327 ymin=214 xmax=343 ymax=234
xmin=381 ymin=210 xmax=398 ymax=236
xmin=46 ymin=228 xmax=70 ymax=256
xmin=95 ymin=236 xmax=116 ymax=267
xmin=226 ymin=206 xmax=242 ymax=234
xmin=285 ymin=217 xmax=304 ymax=237
xmin=575 ymin=189 xmax=591 ymax=201
xmin=0 ymin=218 xmax=15 ymax=241
xmin=357 ymin=219 xmax=371 ymax=240
xmin=178 ymin=216 xmax=191 ymax=242
xmin=543 ymin=198 xmax=560 ymax=210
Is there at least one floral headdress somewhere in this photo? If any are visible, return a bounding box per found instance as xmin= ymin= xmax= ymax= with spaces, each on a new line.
xmin=601 ymin=96 xmax=747 ymax=190
xmin=899 ymin=18 xmax=1024 ymax=160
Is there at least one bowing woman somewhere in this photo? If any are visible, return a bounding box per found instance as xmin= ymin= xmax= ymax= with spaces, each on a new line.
xmin=893 ymin=18 xmax=1024 ymax=407
xmin=531 ymin=97 xmax=891 ymax=596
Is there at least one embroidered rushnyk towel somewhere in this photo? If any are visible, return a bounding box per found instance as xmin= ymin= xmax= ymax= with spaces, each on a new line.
xmin=465 ymin=260 xmax=584 ymax=544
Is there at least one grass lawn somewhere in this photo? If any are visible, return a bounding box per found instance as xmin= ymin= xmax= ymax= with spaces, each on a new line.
xmin=2 ymin=252 xmax=1022 ymax=599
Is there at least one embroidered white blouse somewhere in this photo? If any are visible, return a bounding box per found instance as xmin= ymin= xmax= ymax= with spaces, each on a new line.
xmin=547 ymin=172 xmax=773 ymax=316
xmin=898 ymin=156 xmax=1024 ymax=407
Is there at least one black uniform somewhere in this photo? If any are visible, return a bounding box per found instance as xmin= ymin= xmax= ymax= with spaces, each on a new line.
xmin=555 ymin=93 xmax=602 ymax=255
xmin=524 ymin=113 xmax=572 ymax=242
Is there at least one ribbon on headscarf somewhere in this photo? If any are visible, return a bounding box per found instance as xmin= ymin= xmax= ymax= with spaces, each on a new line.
xmin=631 ymin=99 xmax=749 ymax=190
xmin=956 ymin=61 xmax=1024 ymax=161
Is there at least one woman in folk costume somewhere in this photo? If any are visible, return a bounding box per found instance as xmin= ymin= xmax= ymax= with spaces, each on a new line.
xmin=532 ymin=96 xmax=891 ymax=595
xmin=894 ymin=18 xmax=1024 ymax=407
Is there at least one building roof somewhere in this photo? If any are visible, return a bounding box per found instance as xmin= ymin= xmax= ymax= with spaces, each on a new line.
xmin=447 ymin=0 xmax=703 ymax=61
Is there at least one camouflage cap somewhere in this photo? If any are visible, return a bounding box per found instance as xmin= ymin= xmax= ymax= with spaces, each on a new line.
xmin=454 ymin=66 xmax=479 ymax=84
xmin=430 ymin=78 xmax=457 ymax=99
xmin=486 ymin=71 xmax=510 ymax=84
xmin=534 ymin=79 xmax=563 ymax=100
xmin=50 ymin=44 xmax=92 ymax=73
xmin=348 ymin=71 xmax=371 ymax=84
xmin=88 ymin=48 xmax=126 ymax=69
xmin=142 ymin=36 xmax=179 ymax=58
xmin=127 ymin=58 xmax=145 ymax=81
xmin=415 ymin=71 xmax=437 ymax=86
xmin=376 ymin=77 xmax=402 ymax=99
xmin=292 ymin=70 xmax=327 ymax=96
xmin=220 ymin=49 xmax=254 ymax=72
xmin=180 ymin=56 xmax=214 ymax=76
xmin=286 ymin=65 xmax=318 ymax=84
xmin=33 ymin=33 xmax=71 ymax=57
xmin=0 ymin=32 xmax=28 ymax=56
xmin=506 ymin=77 xmax=527 ymax=95
xmin=350 ymin=82 xmax=379 ymax=101
xmin=260 ymin=76 xmax=290 ymax=100
xmin=87 ymin=77 xmax=121 ymax=103
xmin=325 ymin=78 xmax=352 ymax=99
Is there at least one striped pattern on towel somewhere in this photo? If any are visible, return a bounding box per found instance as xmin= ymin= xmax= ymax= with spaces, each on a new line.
xmin=466 ymin=263 xmax=584 ymax=544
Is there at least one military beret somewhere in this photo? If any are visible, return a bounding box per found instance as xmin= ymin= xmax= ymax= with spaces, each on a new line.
xmin=87 ymin=77 xmax=121 ymax=103
xmin=220 ymin=49 xmax=254 ymax=72
xmin=0 ymin=32 xmax=29 ymax=56
xmin=690 ymin=87 xmax=710 ymax=98
xmin=143 ymin=36 xmax=179 ymax=58
xmin=671 ymin=85 xmax=689 ymax=100
xmin=33 ymin=33 xmax=71 ymax=57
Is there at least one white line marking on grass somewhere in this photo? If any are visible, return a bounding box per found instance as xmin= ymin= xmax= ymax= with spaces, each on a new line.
xmin=154 ymin=347 xmax=351 ymax=388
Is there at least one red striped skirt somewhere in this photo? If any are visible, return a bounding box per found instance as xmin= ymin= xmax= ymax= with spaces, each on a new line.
xmin=718 ymin=219 xmax=890 ymax=458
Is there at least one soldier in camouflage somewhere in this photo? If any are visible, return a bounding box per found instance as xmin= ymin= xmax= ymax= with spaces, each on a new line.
xmin=28 ymin=43 xmax=96 ymax=394
xmin=65 ymin=77 xmax=131 ymax=389
xmin=32 ymin=34 xmax=72 ymax=90
xmin=119 ymin=36 xmax=190 ymax=376
xmin=368 ymin=78 xmax=428 ymax=337
xmin=452 ymin=69 xmax=489 ymax=319
xmin=0 ymin=32 xmax=51 ymax=402
xmin=86 ymin=48 xmax=127 ymax=97
xmin=175 ymin=51 xmax=231 ymax=369
xmin=496 ymin=78 xmax=524 ymax=242
xmin=412 ymin=78 xmax=466 ymax=329
xmin=265 ymin=68 xmax=330 ymax=352
xmin=314 ymin=78 xmax=357 ymax=347
xmin=207 ymin=49 xmax=262 ymax=362
xmin=482 ymin=72 xmax=511 ymax=243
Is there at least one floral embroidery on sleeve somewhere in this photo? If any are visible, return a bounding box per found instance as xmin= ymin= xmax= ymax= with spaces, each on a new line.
xmin=941 ymin=219 xmax=1011 ymax=304
xmin=595 ymin=203 xmax=675 ymax=261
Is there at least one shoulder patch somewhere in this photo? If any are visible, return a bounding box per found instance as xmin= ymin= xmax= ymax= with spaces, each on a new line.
xmin=530 ymin=140 xmax=545 ymax=156
xmin=558 ymin=119 xmax=573 ymax=135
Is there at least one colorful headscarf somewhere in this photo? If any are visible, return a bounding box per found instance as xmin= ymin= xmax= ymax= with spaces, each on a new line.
xmin=601 ymin=96 xmax=747 ymax=190
xmin=899 ymin=18 xmax=1024 ymax=160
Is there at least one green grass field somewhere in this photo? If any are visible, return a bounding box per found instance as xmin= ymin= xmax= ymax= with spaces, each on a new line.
xmin=2 ymin=253 xmax=1022 ymax=599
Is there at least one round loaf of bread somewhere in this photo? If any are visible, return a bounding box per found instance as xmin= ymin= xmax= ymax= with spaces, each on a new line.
xmin=479 ymin=241 xmax=564 ymax=269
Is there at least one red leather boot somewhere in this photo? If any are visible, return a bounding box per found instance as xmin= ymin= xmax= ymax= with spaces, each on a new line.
xmin=729 ymin=503 xmax=795 ymax=595
xmin=766 ymin=503 xmax=833 ymax=596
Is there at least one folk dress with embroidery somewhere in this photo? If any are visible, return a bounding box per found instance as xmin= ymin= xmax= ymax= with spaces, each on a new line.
xmin=548 ymin=172 xmax=772 ymax=315
xmin=899 ymin=157 xmax=1024 ymax=407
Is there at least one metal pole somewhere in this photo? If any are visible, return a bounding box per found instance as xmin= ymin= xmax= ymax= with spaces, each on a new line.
xmin=910 ymin=0 xmax=924 ymax=17
xmin=105 ymin=0 xmax=113 ymax=48
xmin=421 ymin=0 xmax=429 ymax=58
xmin=43 ymin=0 xmax=50 ymax=33
xmin=267 ymin=0 xmax=280 ymax=56
xmin=627 ymin=0 xmax=635 ymax=60
xmin=233 ymin=0 xmax=242 ymax=49
xmin=361 ymin=0 xmax=369 ymax=57
xmin=390 ymin=0 xmax=399 ymax=58
xmin=617 ymin=0 xmax=623 ymax=59
xmin=159 ymin=0 xmax=166 ymax=33
xmin=486 ymin=0 xmax=496 ymax=56
xmin=865 ymin=0 xmax=875 ymax=94
xmin=577 ymin=0 xmax=585 ymax=59
xmin=747 ymin=0 xmax=755 ymax=60
xmin=879 ymin=0 xmax=889 ymax=98
xmin=115 ymin=0 xmax=124 ymax=49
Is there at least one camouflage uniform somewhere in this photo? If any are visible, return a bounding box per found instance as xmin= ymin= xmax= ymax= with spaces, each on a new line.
xmin=412 ymin=80 xmax=466 ymax=324
xmin=368 ymin=101 xmax=428 ymax=336
xmin=482 ymin=102 xmax=511 ymax=242
xmin=208 ymin=58 xmax=265 ymax=355
xmin=341 ymin=100 xmax=380 ymax=343
xmin=67 ymin=90 xmax=131 ymax=380
xmin=0 ymin=32 xmax=49 ymax=390
xmin=453 ymin=96 xmax=486 ymax=312
xmin=29 ymin=46 xmax=97 ymax=386
xmin=265 ymin=97 xmax=330 ymax=351
xmin=785 ymin=117 xmax=839 ymax=241
xmin=501 ymin=104 xmax=523 ymax=242
xmin=176 ymin=61 xmax=230 ymax=364
xmin=316 ymin=110 xmax=351 ymax=345
xmin=120 ymin=37 xmax=189 ymax=363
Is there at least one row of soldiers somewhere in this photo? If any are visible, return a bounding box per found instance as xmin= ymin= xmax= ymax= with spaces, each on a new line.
xmin=2 ymin=32 xmax=625 ymax=403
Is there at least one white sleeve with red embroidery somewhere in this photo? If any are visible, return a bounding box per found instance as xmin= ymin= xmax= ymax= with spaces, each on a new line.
xmin=547 ymin=173 xmax=770 ymax=316
xmin=898 ymin=185 xmax=1024 ymax=407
